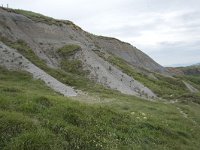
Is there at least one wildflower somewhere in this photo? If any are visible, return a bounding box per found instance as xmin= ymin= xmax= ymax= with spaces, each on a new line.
xmin=131 ymin=112 xmax=135 ymax=115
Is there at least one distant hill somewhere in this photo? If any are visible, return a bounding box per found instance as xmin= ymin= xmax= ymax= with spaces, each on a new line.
xmin=183 ymin=63 xmax=200 ymax=75
xmin=168 ymin=63 xmax=200 ymax=75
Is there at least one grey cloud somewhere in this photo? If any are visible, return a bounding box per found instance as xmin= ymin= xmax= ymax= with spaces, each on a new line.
xmin=148 ymin=41 xmax=200 ymax=66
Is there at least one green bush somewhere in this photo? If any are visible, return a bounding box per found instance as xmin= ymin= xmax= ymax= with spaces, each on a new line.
xmin=57 ymin=44 xmax=88 ymax=75
xmin=61 ymin=59 xmax=83 ymax=75
xmin=57 ymin=44 xmax=81 ymax=57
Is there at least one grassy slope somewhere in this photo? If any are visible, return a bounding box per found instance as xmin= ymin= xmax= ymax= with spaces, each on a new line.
xmin=0 ymin=67 xmax=200 ymax=150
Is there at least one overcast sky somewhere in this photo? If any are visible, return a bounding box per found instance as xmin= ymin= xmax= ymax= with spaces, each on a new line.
xmin=1 ymin=0 xmax=200 ymax=66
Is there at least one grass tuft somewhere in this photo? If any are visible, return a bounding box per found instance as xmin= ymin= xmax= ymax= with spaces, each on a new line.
xmin=57 ymin=44 xmax=81 ymax=57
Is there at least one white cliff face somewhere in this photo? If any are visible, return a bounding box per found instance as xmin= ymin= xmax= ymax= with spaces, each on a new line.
xmin=75 ymin=46 xmax=156 ymax=98
xmin=0 ymin=42 xmax=77 ymax=97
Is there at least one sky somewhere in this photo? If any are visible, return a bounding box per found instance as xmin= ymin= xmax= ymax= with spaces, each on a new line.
xmin=1 ymin=0 xmax=200 ymax=67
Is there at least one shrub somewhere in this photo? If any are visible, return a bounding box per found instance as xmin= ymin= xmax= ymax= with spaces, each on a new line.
xmin=57 ymin=44 xmax=81 ymax=57
xmin=61 ymin=60 xmax=83 ymax=75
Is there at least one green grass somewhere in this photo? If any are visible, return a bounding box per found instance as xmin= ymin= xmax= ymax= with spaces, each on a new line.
xmin=57 ymin=44 xmax=85 ymax=75
xmin=0 ymin=66 xmax=200 ymax=149
xmin=57 ymin=45 xmax=81 ymax=74
xmin=60 ymin=59 xmax=85 ymax=75
xmin=57 ymin=45 xmax=81 ymax=57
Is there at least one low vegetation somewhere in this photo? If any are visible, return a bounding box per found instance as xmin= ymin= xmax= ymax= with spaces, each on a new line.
xmin=60 ymin=59 xmax=83 ymax=75
xmin=57 ymin=44 xmax=85 ymax=75
xmin=0 ymin=66 xmax=200 ymax=149
xmin=57 ymin=44 xmax=81 ymax=57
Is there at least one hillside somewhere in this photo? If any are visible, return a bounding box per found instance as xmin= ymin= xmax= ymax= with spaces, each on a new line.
xmin=0 ymin=8 xmax=200 ymax=149
xmin=180 ymin=64 xmax=200 ymax=75
xmin=168 ymin=64 xmax=200 ymax=76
